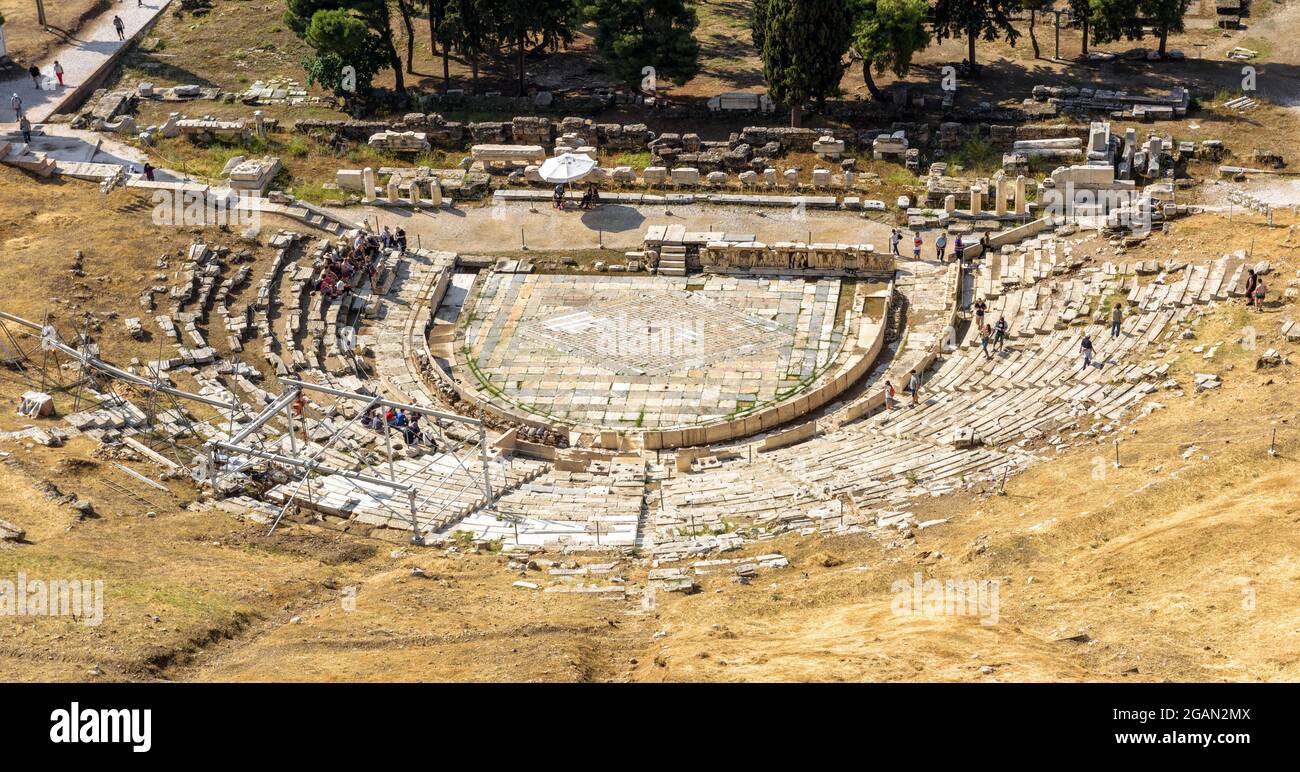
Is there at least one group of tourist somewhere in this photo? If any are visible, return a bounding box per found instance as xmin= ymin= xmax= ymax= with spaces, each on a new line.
xmin=361 ymin=406 xmax=436 ymax=449
xmin=889 ymin=228 xmax=990 ymax=264
xmin=552 ymin=182 xmax=602 ymax=211
xmin=882 ymin=369 xmax=925 ymax=412
xmin=316 ymin=228 xmax=403 ymax=299
xmin=24 ymin=61 xmax=65 ymax=91
xmin=1244 ymin=268 xmax=1268 ymax=311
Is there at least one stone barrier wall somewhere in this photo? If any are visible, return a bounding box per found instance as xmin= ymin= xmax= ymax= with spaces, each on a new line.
xmin=700 ymin=241 xmax=893 ymax=274
xmin=639 ymin=285 xmax=893 ymax=450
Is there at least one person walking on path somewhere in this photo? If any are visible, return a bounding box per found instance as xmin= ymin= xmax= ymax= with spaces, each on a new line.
xmin=53 ymin=61 xmax=65 ymax=87
xmin=1254 ymin=279 xmax=1267 ymax=311
xmin=906 ymin=369 xmax=921 ymax=407
xmin=143 ymin=162 xmax=155 ymax=181
xmin=1110 ymin=302 xmax=1123 ymax=338
xmin=954 ymin=234 xmax=965 ymax=263
xmin=973 ymin=298 xmax=987 ymax=330
xmin=1080 ymin=334 xmax=1094 ymax=371
xmin=10 ymin=93 xmax=23 ymax=121
xmin=1244 ymin=269 xmax=1257 ymax=302
xmin=19 ymin=116 xmax=32 ymax=144
xmin=114 ymin=15 xmax=127 ymax=41
xmin=889 ymin=228 xmax=901 ymax=257
xmin=28 ymin=66 xmax=42 ymax=89
xmin=993 ymin=315 xmax=1008 ymax=352
xmin=935 ymin=231 xmax=947 ymax=261
xmin=883 ymin=380 xmax=896 ymax=412
xmin=912 ymin=232 xmax=922 ymax=260
xmin=979 ymin=323 xmax=992 ymax=360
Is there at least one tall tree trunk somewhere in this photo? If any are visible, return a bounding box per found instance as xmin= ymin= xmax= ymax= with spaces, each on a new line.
xmin=374 ymin=6 xmax=405 ymax=93
xmin=397 ymin=0 xmax=415 ymax=74
xmin=1158 ymin=27 xmax=1168 ymax=57
xmin=471 ymin=57 xmax=479 ymax=95
xmin=967 ymin=27 xmax=978 ymax=72
xmin=517 ymin=36 xmax=526 ymax=96
xmin=861 ymin=61 xmax=887 ymax=102
xmin=790 ymin=101 xmax=802 ymax=128
xmin=1029 ymin=11 xmax=1040 ymax=59
xmin=1081 ymin=18 xmax=1089 ymax=56
xmin=389 ymin=45 xmax=406 ymax=93
xmin=442 ymin=50 xmax=450 ymax=94
xmin=428 ymin=11 xmax=449 ymax=94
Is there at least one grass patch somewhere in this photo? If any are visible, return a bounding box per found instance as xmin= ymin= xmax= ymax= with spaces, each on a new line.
xmin=947 ymin=137 xmax=1002 ymax=173
xmin=608 ymin=151 xmax=653 ymax=171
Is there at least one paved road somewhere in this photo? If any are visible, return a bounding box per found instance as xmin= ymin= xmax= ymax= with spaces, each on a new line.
xmin=2 ymin=1 xmax=171 ymax=126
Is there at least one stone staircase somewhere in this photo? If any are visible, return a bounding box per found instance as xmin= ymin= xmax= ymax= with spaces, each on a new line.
xmin=658 ymin=244 xmax=688 ymax=276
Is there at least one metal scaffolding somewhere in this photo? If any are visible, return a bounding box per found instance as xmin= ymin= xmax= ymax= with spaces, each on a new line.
xmin=0 ymin=310 xmax=501 ymax=546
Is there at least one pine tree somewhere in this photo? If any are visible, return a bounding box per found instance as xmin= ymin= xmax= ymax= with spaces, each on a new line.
xmin=584 ymin=0 xmax=700 ymax=89
xmin=849 ymin=0 xmax=929 ymax=102
xmin=752 ymin=0 xmax=854 ymax=127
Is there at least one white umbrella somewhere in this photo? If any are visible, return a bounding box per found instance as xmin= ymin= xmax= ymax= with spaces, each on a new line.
xmin=539 ymin=152 xmax=597 ymax=184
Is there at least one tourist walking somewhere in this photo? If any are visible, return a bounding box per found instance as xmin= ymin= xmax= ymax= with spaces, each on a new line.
xmin=954 ymin=234 xmax=965 ymax=263
xmin=883 ymin=380 xmax=896 ymax=412
xmin=993 ymin=315 xmax=1008 ymax=352
xmin=19 ymin=116 xmax=31 ymax=144
xmin=54 ymin=61 xmax=65 ymax=87
xmin=1244 ymin=269 xmax=1258 ymax=302
xmin=10 ymin=93 xmax=22 ymax=121
xmin=1110 ymin=302 xmax=1123 ymax=338
xmin=973 ymin=298 xmax=987 ymax=330
xmin=1079 ymin=334 xmax=1094 ymax=371
xmin=113 ymin=15 xmax=127 ymax=41
xmin=889 ymin=228 xmax=901 ymax=257
xmin=395 ymin=227 xmax=407 ymax=252
xmin=906 ymin=369 xmax=921 ymax=406
xmin=1254 ymin=279 xmax=1267 ymax=311
xmin=143 ymin=162 xmax=155 ymax=181
xmin=935 ymin=231 xmax=947 ymax=261
xmin=28 ymin=66 xmax=41 ymax=89
xmin=912 ymin=232 xmax=922 ymax=260
xmin=979 ymin=323 xmax=992 ymax=360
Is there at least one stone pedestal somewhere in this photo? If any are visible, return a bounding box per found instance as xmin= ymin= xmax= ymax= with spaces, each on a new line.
xmin=944 ymin=194 xmax=956 ymax=215
xmin=428 ymin=178 xmax=443 ymax=207
xmin=253 ymin=110 xmax=266 ymax=138
xmin=409 ymin=180 xmax=421 ymax=206
xmin=362 ymin=167 xmax=376 ymax=202
xmin=969 ymin=185 xmax=983 ymax=216
xmin=1014 ymin=175 xmax=1028 ymax=215
xmin=995 ymin=177 xmax=1009 ymax=215
xmin=387 ymin=179 xmax=399 ymax=204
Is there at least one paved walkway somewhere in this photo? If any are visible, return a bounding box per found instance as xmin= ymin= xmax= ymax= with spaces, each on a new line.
xmin=2 ymin=0 xmax=171 ymax=126
xmin=334 ymin=200 xmax=908 ymax=254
